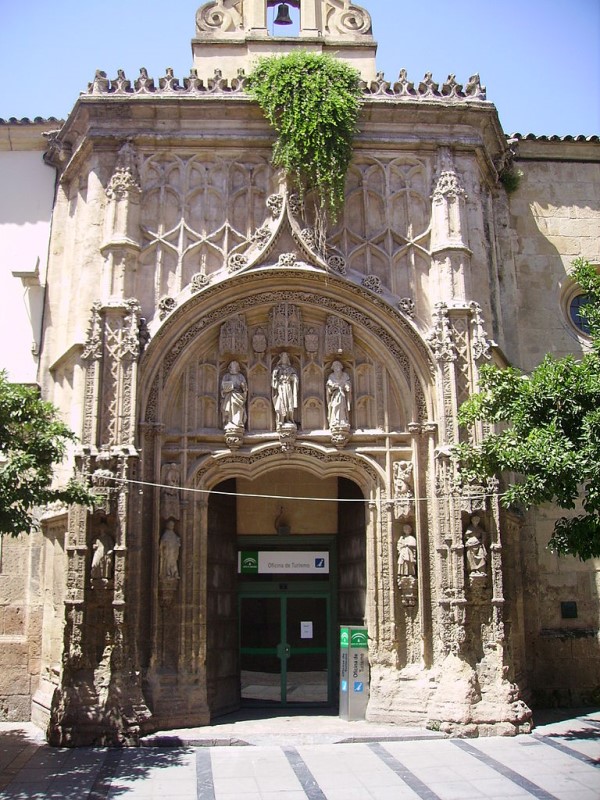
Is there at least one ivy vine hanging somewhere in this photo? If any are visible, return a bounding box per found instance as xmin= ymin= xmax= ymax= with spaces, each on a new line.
xmin=248 ymin=51 xmax=362 ymax=240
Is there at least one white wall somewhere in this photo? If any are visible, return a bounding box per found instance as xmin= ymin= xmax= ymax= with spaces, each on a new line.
xmin=0 ymin=131 xmax=57 ymax=384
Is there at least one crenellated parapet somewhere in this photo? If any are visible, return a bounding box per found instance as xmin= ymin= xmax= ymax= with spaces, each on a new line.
xmin=84 ymin=66 xmax=487 ymax=104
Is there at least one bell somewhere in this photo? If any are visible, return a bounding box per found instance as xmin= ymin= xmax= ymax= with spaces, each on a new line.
xmin=274 ymin=3 xmax=293 ymax=25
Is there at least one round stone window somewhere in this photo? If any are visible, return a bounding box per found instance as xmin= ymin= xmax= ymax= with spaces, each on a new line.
xmin=569 ymin=294 xmax=591 ymax=336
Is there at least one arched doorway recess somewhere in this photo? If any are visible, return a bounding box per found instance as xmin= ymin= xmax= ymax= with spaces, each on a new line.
xmin=138 ymin=271 xmax=437 ymax=729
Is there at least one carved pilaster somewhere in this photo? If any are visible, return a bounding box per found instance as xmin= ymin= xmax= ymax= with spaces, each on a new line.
xmin=101 ymin=142 xmax=142 ymax=298
xmin=430 ymin=147 xmax=472 ymax=303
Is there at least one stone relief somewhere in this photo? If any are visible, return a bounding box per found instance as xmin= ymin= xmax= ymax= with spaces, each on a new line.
xmin=196 ymin=0 xmax=243 ymax=34
xmin=270 ymin=303 xmax=303 ymax=349
xmin=220 ymin=314 xmax=248 ymax=356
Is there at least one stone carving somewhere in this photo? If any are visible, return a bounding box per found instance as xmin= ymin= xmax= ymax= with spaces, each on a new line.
xmin=327 ymin=255 xmax=346 ymax=274
xmin=161 ymin=463 xmax=181 ymax=521
xmin=304 ymin=327 xmax=319 ymax=355
xmin=196 ymin=0 xmax=242 ymax=33
xmin=228 ymin=253 xmax=248 ymax=272
xmin=397 ymin=523 xmax=417 ymax=578
xmin=252 ymin=226 xmax=271 ymax=249
xmin=464 ymin=515 xmax=487 ymax=579
xmin=252 ymin=327 xmax=267 ymax=355
xmin=327 ymin=361 xmax=352 ymax=448
xmin=159 ymin=519 xmax=181 ymax=580
xmin=158 ymin=296 xmax=176 ymax=320
xmin=432 ymin=158 xmax=467 ymax=204
xmin=272 ymin=352 xmax=298 ymax=427
xmin=267 ymin=194 xmax=283 ymax=218
xmin=326 ymin=1 xmax=372 ymax=36
xmin=469 ymin=302 xmax=493 ymax=361
xmin=105 ymin=142 xmax=141 ymax=200
xmin=326 ymin=361 xmax=351 ymax=428
xmin=90 ymin=521 xmax=115 ymax=582
xmin=221 ymin=361 xmax=247 ymax=428
xmin=393 ymin=460 xmax=414 ymax=519
xmin=399 ymin=298 xmax=415 ymax=318
xmin=427 ymin=303 xmax=457 ymax=362
xmin=270 ymin=303 xmax=302 ymax=349
xmin=85 ymin=67 xmax=486 ymax=102
xmin=278 ymin=252 xmax=297 ymax=267
xmin=397 ymin=523 xmax=418 ymax=606
xmin=325 ymin=315 xmax=353 ymax=356
xmin=190 ymin=272 xmax=210 ymax=292
xmin=219 ymin=314 xmax=248 ymax=355
xmin=362 ymin=275 xmax=383 ymax=293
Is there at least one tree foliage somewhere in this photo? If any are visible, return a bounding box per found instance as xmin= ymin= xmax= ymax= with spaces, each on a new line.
xmin=0 ymin=372 xmax=92 ymax=536
xmin=455 ymin=259 xmax=600 ymax=560
xmin=247 ymin=51 xmax=362 ymax=222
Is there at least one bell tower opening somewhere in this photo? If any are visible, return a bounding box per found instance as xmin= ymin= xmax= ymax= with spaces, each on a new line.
xmin=269 ymin=1 xmax=300 ymax=36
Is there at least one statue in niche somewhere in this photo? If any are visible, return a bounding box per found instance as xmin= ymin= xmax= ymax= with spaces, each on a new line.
xmin=326 ymin=361 xmax=351 ymax=428
xmin=272 ymin=352 xmax=298 ymax=426
xmin=91 ymin=520 xmax=115 ymax=581
xmin=464 ymin=514 xmax=487 ymax=577
xmin=159 ymin=519 xmax=181 ymax=580
xmin=397 ymin=524 xmax=417 ymax=579
xmin=161 ymin=462 xmax=181 ymax=521
xmin=221 ymin=360 xmax=248 ymax=428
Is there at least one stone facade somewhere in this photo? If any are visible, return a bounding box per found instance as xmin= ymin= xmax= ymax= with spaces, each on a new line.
xmin=0 ymin=0 xmax=598 ymax=744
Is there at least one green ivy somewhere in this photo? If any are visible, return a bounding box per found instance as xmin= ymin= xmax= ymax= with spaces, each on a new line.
xmin=247 ymin=51 xmax=362 ymax=222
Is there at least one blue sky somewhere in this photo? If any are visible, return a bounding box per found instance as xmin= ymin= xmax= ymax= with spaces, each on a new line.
xmin=1 ymin=0 xmax=598 ymax=135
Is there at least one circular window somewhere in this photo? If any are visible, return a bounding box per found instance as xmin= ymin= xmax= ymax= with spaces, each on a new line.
xmin=569 ymin=294 xmax=591 ymax=336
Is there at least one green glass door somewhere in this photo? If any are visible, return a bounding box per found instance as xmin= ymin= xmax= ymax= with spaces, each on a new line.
xmin=240 ymin=593 xmax=330 ymax=705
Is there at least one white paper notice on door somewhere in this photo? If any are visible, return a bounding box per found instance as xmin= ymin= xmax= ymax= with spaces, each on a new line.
xmin=301 ymin=621 xmax=313 ymax=639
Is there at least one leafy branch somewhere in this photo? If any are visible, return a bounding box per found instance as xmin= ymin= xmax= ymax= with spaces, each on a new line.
xmin=455 ymin=259 xmax=600 ymax=560
xmin=247 ymin=51 xmax=362 ymax=228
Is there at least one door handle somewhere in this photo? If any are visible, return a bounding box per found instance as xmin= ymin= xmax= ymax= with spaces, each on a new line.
xmin=277 ymin=643 xmax=291 ymax=659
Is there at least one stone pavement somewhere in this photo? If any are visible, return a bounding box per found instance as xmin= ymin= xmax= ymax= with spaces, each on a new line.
xmin=0 ymin=708 xmax=598 ymax=799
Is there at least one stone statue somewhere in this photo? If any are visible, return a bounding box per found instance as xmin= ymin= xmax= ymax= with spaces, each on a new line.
xmin=159 ymin=519 xmax=181 ymax=580
xmin=221 ymin=360 xmax=248 ymax=428
xmin=326 ymin=361 xmax=351 ymax=428
xmin=464 ymin=515 xmax=487 ymax=576
xmin=91 ymin=522 xmax=115 ymax=580
xmin=393 ymin=460 xmax=414 ymax=519
xmin=397 ymin=524 xmax=417 ymax=578
xmin=271 ymin=352 xmax=298 ymax=426
xmin=161 ymin=462 xmax=181 ymax=521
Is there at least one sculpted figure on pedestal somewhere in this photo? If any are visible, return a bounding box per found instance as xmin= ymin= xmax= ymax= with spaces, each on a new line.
xmin=464 ymin=514 xmax=487 ymax=576
xmin=272 ymin=352 xmax=298 ymax=426
xmin=221 ymin=360 xmax=248 ymax=428
xmin=159 ymin=519 xmax=181 ymax=580
xmin=397 ymin=523 xmax=417 ymax=579
xmin=326 ymin=361 xmax=351 ymax=428
xmin=91 ymin=521 xmax=115 ymax=581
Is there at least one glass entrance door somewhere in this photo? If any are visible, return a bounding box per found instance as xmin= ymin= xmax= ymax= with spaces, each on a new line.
xmin=240 ymin=594 xmax=330 ymax=705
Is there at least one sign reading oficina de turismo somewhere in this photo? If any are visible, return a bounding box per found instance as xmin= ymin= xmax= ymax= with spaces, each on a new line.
xmin=238 ymin=551 xmax=329 ymax=575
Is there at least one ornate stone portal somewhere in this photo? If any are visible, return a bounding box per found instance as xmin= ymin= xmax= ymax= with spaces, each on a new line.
xmin=30 ymin=0 xmax=537 ymax=745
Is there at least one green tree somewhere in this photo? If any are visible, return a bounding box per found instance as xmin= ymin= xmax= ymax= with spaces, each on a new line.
xmin=0 ymin=371 xmax=92 ymax=536
xmin=455 ymin=258 xmax=600 ymax=560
